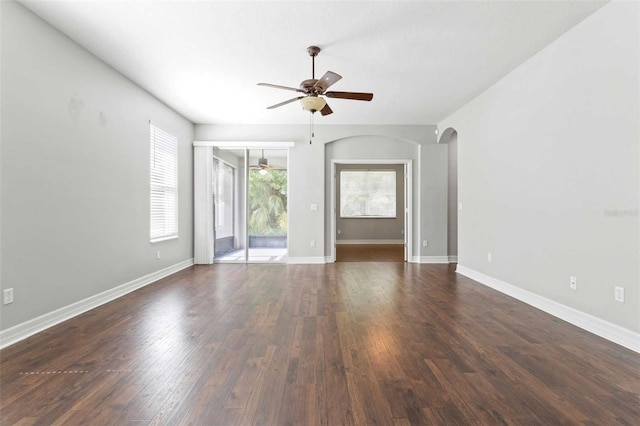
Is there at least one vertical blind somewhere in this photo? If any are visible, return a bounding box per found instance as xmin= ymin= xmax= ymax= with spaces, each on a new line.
xmin=150 ymin=123 xmax=178 ymax=242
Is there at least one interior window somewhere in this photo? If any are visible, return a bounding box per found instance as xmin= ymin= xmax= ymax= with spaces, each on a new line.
xmin=340 ymin=170 xmax=396 ymax=218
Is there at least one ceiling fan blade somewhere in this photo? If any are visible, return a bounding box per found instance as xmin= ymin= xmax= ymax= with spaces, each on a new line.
xmin=267 ymin=165 xmax=286 ymax=171
xmin=267 ymin=96 xmax=304 ymax=109
xmin=325 ymin=91 xmax=373 ymax=101
xmin=320 ymin=103 xmax=333 ymax=116
xmin=313 ymin=71 xmax=342 ymax=92
xmin=258 ymin=83 xmax=303 ymax=93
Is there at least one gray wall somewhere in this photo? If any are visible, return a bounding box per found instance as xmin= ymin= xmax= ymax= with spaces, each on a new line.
xmin=439 ymin=1 xmax=639 ymax=332
xmin=335 ymin=163 xmax=405 ymax=243
xmin=0 ymin=2 xmax=194 ymax=331
xmin=195 ymin=124 xmax=447 ymax=261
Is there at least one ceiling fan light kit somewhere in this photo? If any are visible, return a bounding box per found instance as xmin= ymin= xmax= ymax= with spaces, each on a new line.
xmin=300 ymin=96 xmax=326 ymax=113
xmin=258 ymin=45 xmax=373 ymax=143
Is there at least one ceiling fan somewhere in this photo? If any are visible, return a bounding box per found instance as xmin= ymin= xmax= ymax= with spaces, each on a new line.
xmin=249 ymin=150 xmax=286 ymax=173
xmin=258 ymin=46 xmax=373 ymax=117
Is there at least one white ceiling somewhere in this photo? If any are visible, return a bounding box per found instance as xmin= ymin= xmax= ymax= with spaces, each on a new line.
xmin=21 ymin=0 xmax=607 ymax=125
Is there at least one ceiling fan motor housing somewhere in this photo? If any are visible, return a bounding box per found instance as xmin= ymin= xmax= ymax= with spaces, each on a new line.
xmin=300 ymin=79 xmax=319 ymax=92
xmin=258 ymin=157 xmax=268 ymax=167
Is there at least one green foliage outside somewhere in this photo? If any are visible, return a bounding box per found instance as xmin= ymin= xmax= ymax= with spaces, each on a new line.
xmin=248 ymin=169 xmax=287 ymax=235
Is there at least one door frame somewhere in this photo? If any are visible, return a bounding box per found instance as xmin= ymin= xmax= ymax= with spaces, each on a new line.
xmin=329 ymin=159 xmax=413 ymax=263
xmin=193 ymin=141 xmax=294 ymax=263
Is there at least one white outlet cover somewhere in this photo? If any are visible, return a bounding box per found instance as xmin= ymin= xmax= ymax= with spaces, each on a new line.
xmin=570 ymin=276 xmax=577 ymax=290
xmin=3 ymin=288 xmax=14 ymax=304
xmin=615 ymin=287 xmax=625 ymax=302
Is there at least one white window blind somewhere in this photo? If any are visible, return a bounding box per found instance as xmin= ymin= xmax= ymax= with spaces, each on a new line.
xmin=150 ymin=123 xmax=178 ymax=242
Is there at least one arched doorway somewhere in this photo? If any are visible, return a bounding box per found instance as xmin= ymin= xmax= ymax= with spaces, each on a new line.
xmin=439 ymin=127 xmax=458 ymax=263
xmin=324 ymin=135 xmax=418 ymax=263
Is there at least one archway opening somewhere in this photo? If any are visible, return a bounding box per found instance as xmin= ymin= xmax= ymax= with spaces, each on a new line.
xmin=439 ymin=128 xmax=459 ymax=263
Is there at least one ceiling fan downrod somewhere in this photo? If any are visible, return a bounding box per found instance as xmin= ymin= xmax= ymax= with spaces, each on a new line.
xmin=307 ymin=45 xmax=320 ymax=80
xmin=306 ymin=46 xmax=322 ymax=144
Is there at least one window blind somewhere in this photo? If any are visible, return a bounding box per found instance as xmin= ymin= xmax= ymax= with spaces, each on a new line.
xmin=150 ymin=123 xmax=178 ymax=242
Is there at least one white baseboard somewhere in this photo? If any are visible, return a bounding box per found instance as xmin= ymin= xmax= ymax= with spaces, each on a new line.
xmin=456 ymin=265 xmax=640 ymax=353
xmin=0 ymin=259 xmax=194 ymax=350
xmin=336 ymin=239 xmax=404 ymax=245
xmin=412 ymin=256 xmax=450 ymax=264
xmin=448 ymin=255 xmax=458 ymax=263
xmin=287 ymin=257 xmax=326 ymax=264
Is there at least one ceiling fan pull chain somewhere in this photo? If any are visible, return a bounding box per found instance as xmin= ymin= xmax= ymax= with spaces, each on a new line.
xmin=309 ymin=112 xmax=313 ymax=144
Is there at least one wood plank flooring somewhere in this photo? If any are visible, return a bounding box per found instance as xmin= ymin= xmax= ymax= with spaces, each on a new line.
xmin=336 ymin=244 xmax=404 ymax=262
xmin=1 ymin=263 xmax=639 ymax=425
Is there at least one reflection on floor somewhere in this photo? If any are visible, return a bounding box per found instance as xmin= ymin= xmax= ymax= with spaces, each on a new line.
xmin=215 ymin=248 xmax=287 ymax=262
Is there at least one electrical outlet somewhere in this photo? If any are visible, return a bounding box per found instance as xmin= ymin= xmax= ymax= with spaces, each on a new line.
xmin=423 ymin=240 xmax=428 ymax=247
xmin=570 ymin=276 xmax=577 ymax=290
xmin=487 ymin=252 xmax=492 ymax=262
xmin=3 ymin=288 xmax=14 ymax=305
xmin=337 ymin=229 xmax=341 ymax=234
xmin=156 ymin=251 xmax=161 ymax=260
xmin=614 ymin=286 xmax=625 ymax=302
xmin=310 ymin=240 xmax=316 ymax=247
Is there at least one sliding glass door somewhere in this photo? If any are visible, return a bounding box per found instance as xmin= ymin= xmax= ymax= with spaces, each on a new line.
xmin=211 ymin=147 xmax=287 ymax=263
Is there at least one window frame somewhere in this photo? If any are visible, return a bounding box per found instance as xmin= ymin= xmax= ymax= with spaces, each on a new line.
xmin=339 ymin=169 xmax=397 ymax=219
xmin=150 ymin=123 xmax=179 ymax=243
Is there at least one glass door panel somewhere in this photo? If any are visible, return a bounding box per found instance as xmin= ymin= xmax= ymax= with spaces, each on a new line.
xmin=213 ymin=149 xmax=247 ymax=262
xmin=247 ymin=148 xmax=288 ymax=262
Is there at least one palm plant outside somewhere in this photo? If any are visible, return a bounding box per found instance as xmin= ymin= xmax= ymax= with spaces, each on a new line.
xmin=248 ymin=169 xmax=287 ymax=236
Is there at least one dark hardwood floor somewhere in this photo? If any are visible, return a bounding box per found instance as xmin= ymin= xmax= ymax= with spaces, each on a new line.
xmin=336 ymin=244 xmax=404 ymax=262
xmin=1 ymin=263 xmax=639 ymax=425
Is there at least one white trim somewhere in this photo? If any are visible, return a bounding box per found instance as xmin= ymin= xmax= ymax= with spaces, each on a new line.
xmin=287 ymin=257 xmax=326 ymax=264
xmin=193 ymin=141 xmax=294 ymax=148
xmin=336 ymin=239 xmax=404 ymax=245
xmin=150 ymin=235 xmax=179 ymax=243
xmin=194 ymin=146 xmax=214 ymax=264
xmin=448 ymin=255 xmax=458 ymax=263
xmin=456 ymin=265 xmax=640 ymax=353
xmin=413 ymin=256 xmax=450 ymax=264
xmin=0 ymin=259 xmax=194 ymax=350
